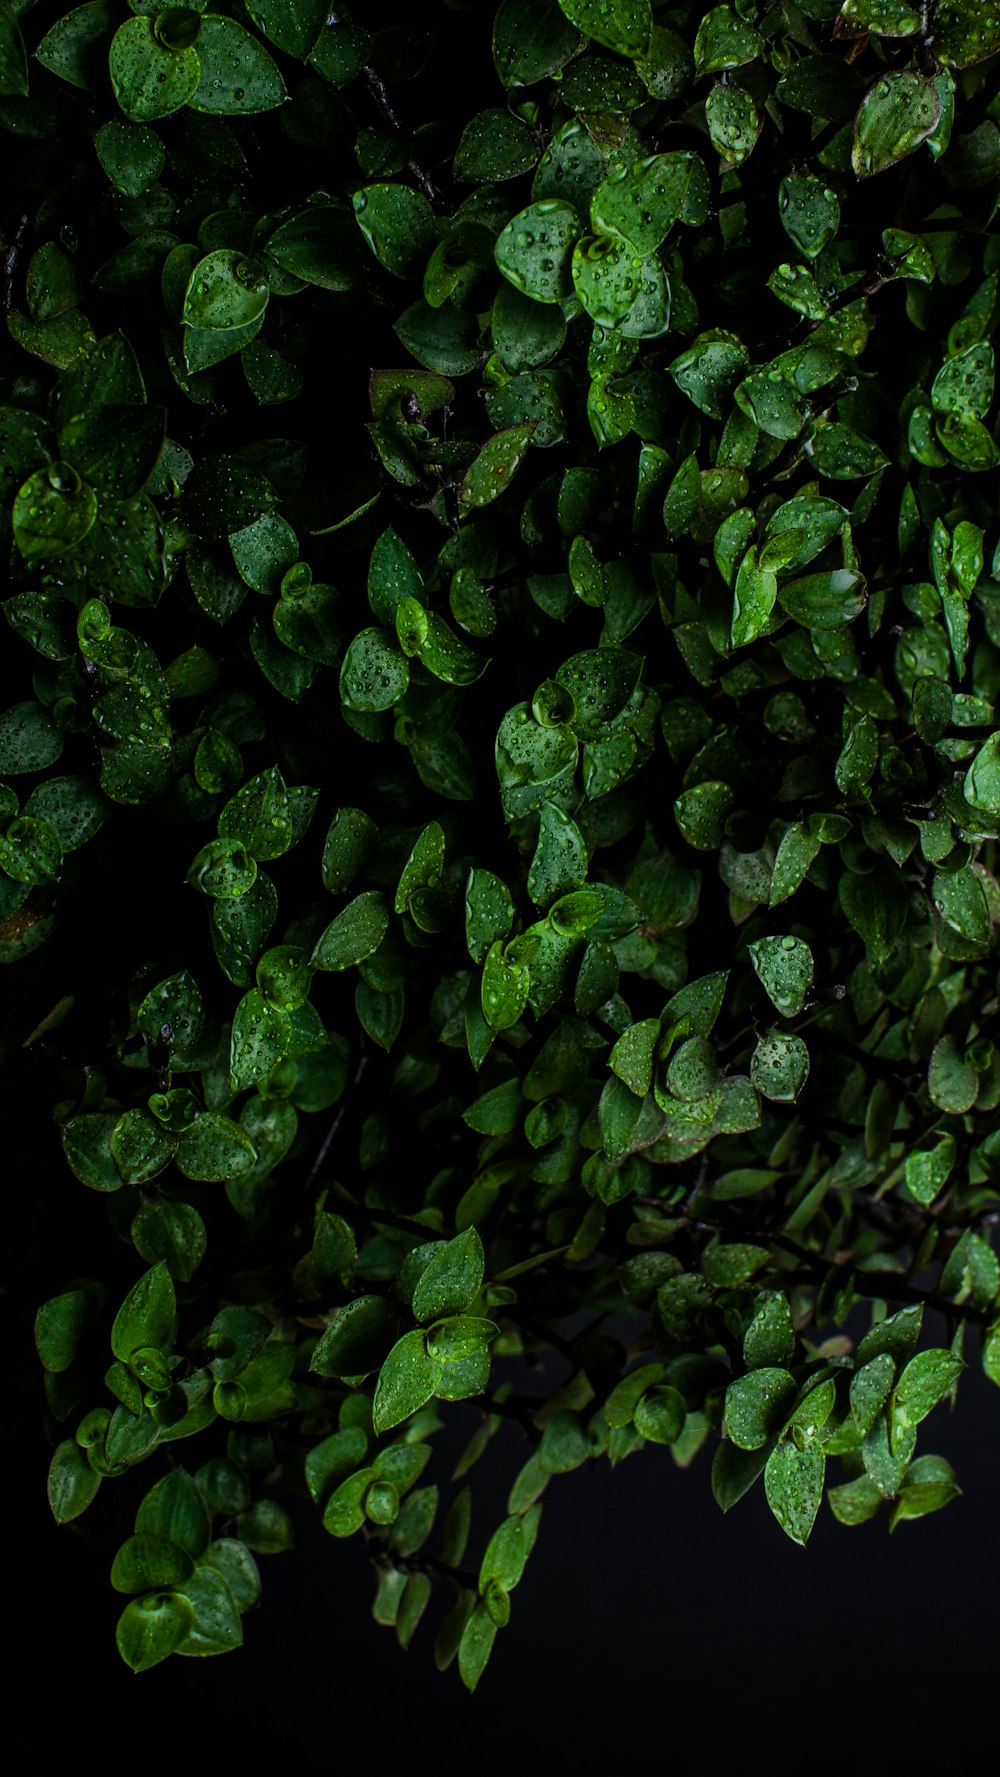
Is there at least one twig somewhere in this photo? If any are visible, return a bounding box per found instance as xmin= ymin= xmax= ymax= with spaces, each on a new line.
xmin=303 ymin=1041 xmax=368 ymax=1190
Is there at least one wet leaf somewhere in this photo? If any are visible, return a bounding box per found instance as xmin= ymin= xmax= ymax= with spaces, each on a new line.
xmin=764 ymin=1440 xmax=824 ymax=1545
xmin=933 ymin=0 xmax=1000 ymax=68
xmin=750 ymin=1030 xmax=810 ymax=1103
xmin=706 ymin=81 xmax=761 ymax=167
xmin=556 ymin=0 xmax=651 ymax=56
xmin=852 ymin=70 xmax=941 ymax=177
xmin=495 ymin=200 xmax=581 ymax=304
xmin=747 ymin=935 xmax=813 ymax=1017
xmin=109 ymin=16 xmax=200 ymax=121
xmin=454 ymin=109 xmax=539 ymax=182
xmin=353 ymin=183 xmax=438 ymax=280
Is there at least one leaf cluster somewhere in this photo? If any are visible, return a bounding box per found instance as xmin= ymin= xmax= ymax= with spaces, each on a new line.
xmin=7 ymin=0 xmax=1000 ymax=1688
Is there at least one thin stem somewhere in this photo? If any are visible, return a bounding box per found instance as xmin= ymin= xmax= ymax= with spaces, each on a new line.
xmin=303 ymin=1042 xmax=368 ymax=1190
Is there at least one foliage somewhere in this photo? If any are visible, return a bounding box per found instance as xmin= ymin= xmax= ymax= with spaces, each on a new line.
xmin=8 ymin=0 xmax=1000 ymax=1687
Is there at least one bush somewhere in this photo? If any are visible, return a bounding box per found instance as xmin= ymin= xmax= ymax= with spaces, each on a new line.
xmin=10 ymin=0 xmax=1000 ymax=1687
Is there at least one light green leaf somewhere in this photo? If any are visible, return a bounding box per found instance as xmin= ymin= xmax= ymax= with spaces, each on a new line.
xmin=373 ymin=1330 xmax=443 ymax=1435
xmin=852 ymin=70 xmax=941 ymax=177
xmin=764 ymin=1440 xmax=825 ymax=1545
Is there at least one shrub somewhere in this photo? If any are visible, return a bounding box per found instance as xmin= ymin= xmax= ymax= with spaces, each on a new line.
xmin=10 ymin=0 xmax=1000 ymax=1688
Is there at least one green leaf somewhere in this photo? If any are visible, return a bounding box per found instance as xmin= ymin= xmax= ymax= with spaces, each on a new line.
xmin=778 ymin=172 xmax=840 ymax=259
xmin=189 ymin=14 xmax=287 ymax=114
xmin=479 ymin=1514 xmax=530 ymax=1594
xmin=49 ymin=1437 xmax=102 ymax=1522
xmin=828 ymin=1472 xmax=884 ymax=1525
xmin=839 ymin=868 xmax=909 ymax=962
xmin=116 ymin=1592 xmax=195 ymax=1671
xmin=458 ymin=1601 xmax=498 ymax=1692
xmin=230 ymin=988 xmax=290 ymax=1089
xmin=311 ymin=890 xmax=390 ymax=971
xmin=730 ymin=548 xmax=777 ymax=649
xmin=724 ymin=1368 xmax=798 ymax=1449
xmin=556 ymin=0 xmax=651 ymax=56
xmin=59 ymin=404 xmax=165 ymax=500
xmin=633 ymin=1385 xmax=686 ymax=1444
xmin=932 ymin=0 xmax=1000 ymax=67
xmin=493 ymin=0 xmax=581 ymax=85
xmin=132 ymin=1200 xmax=207 ymax=1283
xmin=706 ymin=81 xmax=762 ymax=167
xmin=571 ymin=234 xmax=643 ymax=327
xmin=35 ymin=1 xmax=116 ymax=91
xmin=137 ymin=970 xmax=204 ymax=1057
xmin=183 ymin=251 xmax=270 ymax=332
xmin=136 ymin=1469 xmax=210 ymax=1558
xmin=353 ymin=183 xmax=437 ymax=280
xmin=481 ymin=938 xmax=530 ymax=1031
xmin=412 ymin=1228 xmax=485 ymax=1323
xmin=852 ymin=70 xmax=941 ymax=177
xmin=175 ymin=1112 xmax=257 ymax=1182
xmin=747 ymin=935 xmax=813 ymax=1017
xmin=904 ymin=1136 xmax=956 ymax=1207
xmin=426 ymin=1314 xmax=497 ymax=1393
xmin=940 ymin=1228 xmax=999 ymax=1309
xmin=454 ymin=108 xmax=539 ymax=182
xmin=0 ymin=702 xmax=63 ymax=775
xmin=835 ymin=716 xmax=878 ymax=798
xmin=810 ymin=424 xmax=888 ymax=481
xmin=237 ymin=1498 xmax=294 ymax=1553
xmin=111 ymin=1263 xmax=176 ymax=1364
xmin=769 ymin=825 xmax=822 ymax=908
xmin=321 ymin=807 xmax=378 ymax=896
xmin=711 ymin=1440 xmax=769 ymax=1512
xmin=13 ymin=464 xmax=97 ymax=559
xmin=932 ymin=343 xmax=994 ymax=421
xmin=174 ymin=1567 xmax=244 ymax=1653
xmin=670 ymin=329 xmax=748 ymax=420
xmin=111 ymin=1533 xmax=195 ymax=1594
xmin=218 ymin=766 xmax=314 ymax=864
xmin=36 ymin=1287 xmax=100 ymax=1373
xmin=95 ymin=119 xmax=165 ymax=195
xmin=188 ymin=838 xmax=258 ymax=898
xmin=340 ymin=628 xmax=409 ymax=711
xmin=200 ymin=1539 xmax=262 ymax=1612
xmin=310 ymin=1295 xmax=398 ymax=1379
xmin=304 ymin=1428 xmax=369 ymax=1504
xmin=843 ymin=0 xmax=921 ymax=31
xmin=850 ymin=1353 xmax=896 ymax=1436
xmin=777 ymin=569 xmax=866 ymax=629
xmin=609 ymin=1018 xmax=659 ymax=1097
xmin=109 ymin=16 xmax=200 ymax=120
xmin=590 ymin=154 xmax=693 ymax=256
xmin=373 ymin=1330 xmax=443 ymax=1435
xmin=892 ymin=1349 xmax=965 ymax=1434
xmin=459 ymin=424 xmax=536 ymax=510
xmin=62 ymin=1112 xmax=122 ymax=1193
xmin=963 ymin=732 xmax=1000 ymax=813
xmin=0 ymin=1 xmax=27 ymax=95
xmin=764 ymin=1440 xmax=825 ymax=1545
xmin=244 ymin=0 xmax=327 ymax=58
xmin=857 ymin=1305 xmax=923 ymax=1366
xmin=496 ymin=200 xmax=581 ymax=304
xmin=889 ymin=1458 xmax=961 ymax=1528
xmin=750 ymin=1030 xmax=810 ymax=1103
xmin=674 ymin=780 xmax=734 ymax=850
xmin=743 ymin=1293 xmax=795 ymax=1369
xmin=110 ymin=1110 xmax=175 ymax=1185
xmin=927 ymin=1034 xmax=979 ymax=1114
